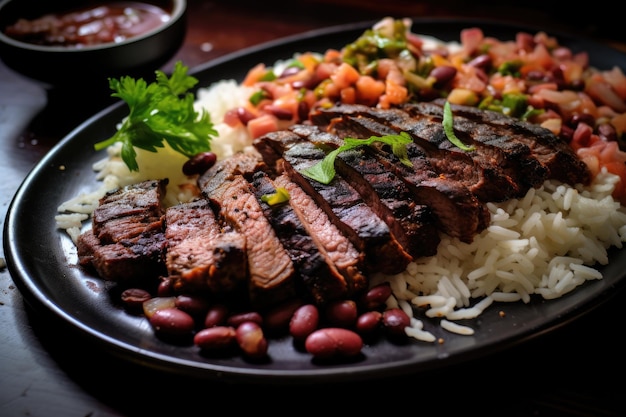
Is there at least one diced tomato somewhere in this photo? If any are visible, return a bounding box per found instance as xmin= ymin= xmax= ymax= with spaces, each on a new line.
xmin=355 ymin=75 xmax=386 ymax=106
xmin=460 ymin=27 xmax=484 ymax=55
xmin=340 ymin=86 xmax=356 ymax=104
xmin=242 ymin=63 xmax=267 ymax=87
xmin=330 ymin=62 xmax=360 ymax=90
xmin=247 ymin=114 xmax=279 ymax=139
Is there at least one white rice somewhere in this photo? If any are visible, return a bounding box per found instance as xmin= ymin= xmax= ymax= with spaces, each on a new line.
xmin=370 ymin=168 xmax=626 ymax=341
xmin=56 ymin=76 xmax=626 ymax=343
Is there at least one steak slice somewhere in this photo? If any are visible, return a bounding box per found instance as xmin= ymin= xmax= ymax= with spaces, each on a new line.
xmin=76 ymin=179 xmax=169 ymax=281
xmin=165 ymin=199 xmax=247 ymax=295
xmin=404 ymin=100 xmax=591 ymax=186
xmin=314 ymin=108 xmax=520 ymax=201
xmin=254 ymin=130 xmax=413 ymax=274
xmin=309 ymin=119 xmax=490 ymax=241
xmin=289 ymin=124 xmax=440 ymax=257
xmin=252 ymin=170 xmax=367 ymax=303
xmin=198 ymin=153 xmax=297 ymax=308
xmin=76 ymin=229 xmax=167 ymax=281
xmin=92 ymin=179 xmax=168 ymax=243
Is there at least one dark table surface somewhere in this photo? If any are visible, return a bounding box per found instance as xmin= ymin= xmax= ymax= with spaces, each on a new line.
xmin=1 ymin=1 xmax=625 ymax=416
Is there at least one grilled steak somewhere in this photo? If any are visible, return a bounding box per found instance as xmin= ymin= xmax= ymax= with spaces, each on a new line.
xmin=76 ymin=179 xmax=168 ymax=281
xmin=288 ymin=124 xmax=440 ymax=257
xmin=310 ymin=102 xmax=591 ymax=201
xmin=165 ymin=198 xmax=247 ymax=294
xmin=198 ymin=153 xmax=297 ymax=308
xmin=272 ymin=173 xmax=367 ymax=300
xmin=254 ymin=130 xmax=414 ymax=274
xmin=325 ymin=113 xmax=512 ymax=201
xmin=77 ymin=98 xmax=593 ymax=312
xmin=91 ymin=178 xmax=167 ymax=243
xmin=405 ymin=100 xmax=591 ymax=186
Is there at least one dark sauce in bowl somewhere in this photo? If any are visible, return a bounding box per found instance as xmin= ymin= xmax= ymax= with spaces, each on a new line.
xmin=3 ymin=1 xmax=171 ymax=47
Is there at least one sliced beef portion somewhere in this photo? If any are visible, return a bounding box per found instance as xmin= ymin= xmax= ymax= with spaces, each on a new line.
xmin=92 ymin=179 xmax=167 ymax=243
xmin=274 ymin=174 xmax=367 ymax=298
xmin=198 ymin=153 xmax=297 ymax=308
xmin=254 ymin=130 xmax=414 ymax=275
xmin=311 ymin=104 xmax=523 ymax=201
xmin=76 ymin=229 xmax=167 ymax=281
xmin=165 ymin=199 xmax=247 ymax=295
xmin=289 ymin=124 xmax=440 ymax=257
xmin=311 ymin=118 xmax=490 ymax=240
xmin=404 ymin=100 xmax=591 ymax=186
xmin=272 ymin=173 xmax=368 ymax=302
xmin=76 ymin=179 xmax=169 ymax=281
xmin=315 ymin=109 xmax=514 ymax=201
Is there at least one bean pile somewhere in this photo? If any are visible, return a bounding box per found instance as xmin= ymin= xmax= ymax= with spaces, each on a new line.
xmin=120 ymin=280 xmax=411 ymax=360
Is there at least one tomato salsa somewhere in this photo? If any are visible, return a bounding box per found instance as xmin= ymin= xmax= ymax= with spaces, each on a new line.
xmin=3 ymin=2 xmax=171 ymax=47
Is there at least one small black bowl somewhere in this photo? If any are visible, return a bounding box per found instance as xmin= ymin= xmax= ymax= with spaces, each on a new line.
xmin=0 ymin=0 xmax=187 ymax=87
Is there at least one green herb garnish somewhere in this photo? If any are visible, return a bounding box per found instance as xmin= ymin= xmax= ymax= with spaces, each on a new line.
xmin=249 ymin=90 xmax=270 ymax=105
xmin=300 ymin=132 xmax=413 ymax=185
xmin=261 ymin=187 xmax=290 ymax=205
xmin=442 ymin=101 xmax=475 ymax=151
xmin=94 ymin=61 xmax=217 ymax=172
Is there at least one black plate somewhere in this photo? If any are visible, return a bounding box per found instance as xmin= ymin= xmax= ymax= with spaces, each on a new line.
xmin=4 ymin=18 xmax=626 ymax=384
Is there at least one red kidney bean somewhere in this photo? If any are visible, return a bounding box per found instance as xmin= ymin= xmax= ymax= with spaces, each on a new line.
xmin=382 ymin=308 xmax=411 ymax=337
xmin=429 ymin=65 xmax=457 ymax=87
xmin=175 ymin=294 xmax=210 ymax=317
xmin=149 ymin=308 xmax=195 ymax=337
xmin=263 ymin=298 xmax=303 ymax=334
xmin=289 ymin=304 xmax=319 ymax=341
xmin=227 ymin=311 xmax=263 ymax=328
xmin=325 ymin=299 xmax=358 ymax=327
xmin=568 ymin=113 xmax=595 ymax=128
xmin=236 ymin=106 xmax=256 ymax=125
xmin=296 ymin=100 xmax=310 ymax=122
xmin=360 ymin=282 xmax=392 ymax=310
xmin=204 ymin=304 xmax=229 ymax=328
xmin=467 ymin=54 xmax=492 ymax=70
xmin=279 ymin=66 xmax=301 ymax=78
xmin=304 ymin=328 xmax=363 ymax=359
xmin=194 ymin=326 xmax=237 ymax=351
xmin=157 ymin=277 xmax=175 ymax=297
xmin=236 ymin=321 xmax=268 ymax=359
xmin=120 ymin=288 xmax=151 ymax=309
xmin=182 ymin=152 xmax=217 ymax=176
xmin=598 ymin=123 xmax=617 ymax=142
xmin=355 ymin=311 xmax=382 ymax=335
xmin=264 ymin=104 xmax=293 ymax=120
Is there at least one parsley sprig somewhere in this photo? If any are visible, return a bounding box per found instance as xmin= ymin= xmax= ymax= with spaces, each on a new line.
xmin=94 ymin=61 xmax=218 ymax=172
xmin=300 ymin=132 xmax=414 ymax=184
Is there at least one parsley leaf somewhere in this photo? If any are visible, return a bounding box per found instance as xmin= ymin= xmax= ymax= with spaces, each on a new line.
xmin=300 ymin=132 xmax=413 ymax=184
xmin=442 ymin=101 xmax=475 ymax=151
xmin=94 ymin=61 xmax=218 ymax=172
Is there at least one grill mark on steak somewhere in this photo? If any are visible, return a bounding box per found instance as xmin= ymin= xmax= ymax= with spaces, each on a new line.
xmin=311 ymin=104 xmax=523 ymax=201
xmin=406 ymin=100 xmax=591 ymax=186
xmin=254 ymin=130 xmax=413 ymax=274
xmin=165 ymin=198 xmax=247 ymax=295
xmin=401 ymin=102 xmax=549 ymax=190
xmin=76 ymin=179 xmax=169 ymax=281
xmin=289 ymin=124 xmax=440 ymax=258
xmin=313 ymin=118 xmax=490 ymax=240
xmin=274 ymin=173 xmax=368 ymax=300
xmin=91 ymin=179 xmax=167 ymax=243
xmin=198 ymin=153 xmax=297 ymax=308
xmin=315 ymin=109 xmax=517 ymax=201
xmin=77 ymin=230 xmax=167 ymax=281
xmin=250 ymin=170 xmax=351 ymax=304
